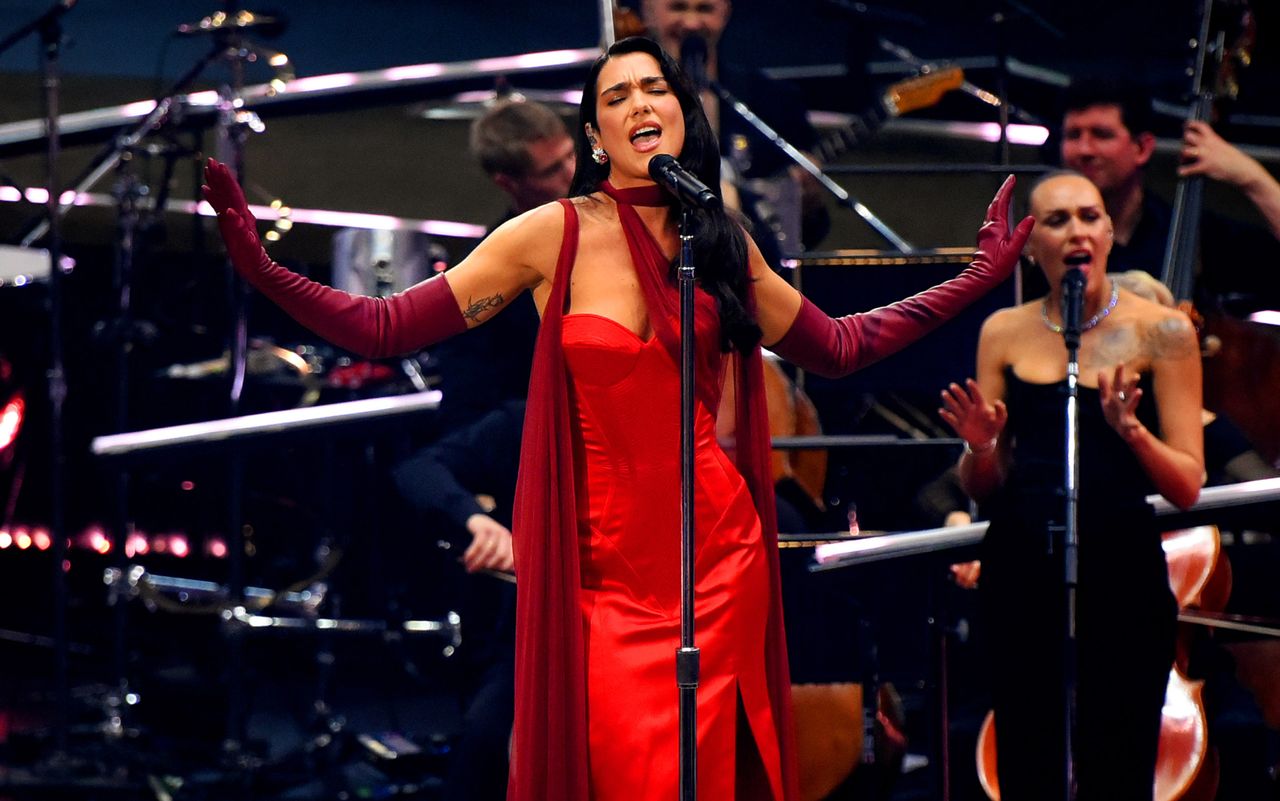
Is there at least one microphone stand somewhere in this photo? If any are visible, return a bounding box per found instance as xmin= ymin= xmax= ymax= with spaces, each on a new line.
xmin=1056 ymin=270 xmax=1085 ymax=801
xmin=676 ymin=205 xmax=700 ymax=801
xmin=0 ymin=0 xmax=77 ymax=760
xmin=709 ymin=80 xmax=911 ymax=253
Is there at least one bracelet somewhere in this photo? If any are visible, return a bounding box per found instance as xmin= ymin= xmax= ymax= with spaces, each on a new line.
xmin=963 ymin=437 xmax=999 ymax=456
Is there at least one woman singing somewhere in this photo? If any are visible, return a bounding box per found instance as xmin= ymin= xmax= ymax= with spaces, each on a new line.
xmin=203 ymin=36 xmax=1032 ymax=801
xmin=940 ymin=171 xmax=1204 ymax=800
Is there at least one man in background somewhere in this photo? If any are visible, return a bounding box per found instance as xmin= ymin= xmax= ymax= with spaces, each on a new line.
xmin=1058 ymin=78 xmax=1280 ymax=307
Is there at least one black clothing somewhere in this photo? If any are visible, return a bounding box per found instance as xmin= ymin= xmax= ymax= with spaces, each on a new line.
xmin=718 ymin=63 xmax=820 ymax=183
xmin=1113 ymin=191 xmax=1280 ymax=309
xmin=980 ymin=368 xmax=1176 ymax=801
xmin=391 ymin=402 xmax=524 ymax=801
xmin=393 ymin=401 xmax=523 ymax=539
xmin=717 ymin=63 xmax=831 ymax=254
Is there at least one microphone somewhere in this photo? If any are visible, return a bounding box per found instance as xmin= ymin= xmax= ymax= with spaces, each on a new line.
xmin=1060 ymin=255 xmax=1088 ymax=346
xmin=176 ymin=9 xmax=287 ymax=38
xmin=680 ymin=33 xmax=709 ymax=92
xmin=648 ymin=154 xmax=720 ymax=210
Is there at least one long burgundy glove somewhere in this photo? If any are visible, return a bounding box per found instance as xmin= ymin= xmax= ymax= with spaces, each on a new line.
xmin=771 ymin=175 xmax=1034 ymax=378
xmin=201 ymin=158 xmax=466 ymax=359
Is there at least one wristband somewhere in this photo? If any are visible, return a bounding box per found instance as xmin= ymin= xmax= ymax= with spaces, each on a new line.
xmin=963 ymin=437 xmax=999 ymax=456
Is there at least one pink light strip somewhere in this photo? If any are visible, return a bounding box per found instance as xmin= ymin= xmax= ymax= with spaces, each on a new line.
xmin=0 ymin=188 xmax=487 ymax=240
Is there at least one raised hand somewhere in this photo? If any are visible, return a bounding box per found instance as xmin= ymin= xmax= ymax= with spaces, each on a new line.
xmin=769 ymin=177 xmax=1035 ymax=379
xmin=201 ymin=158 xmax=270 ymax=273
xmin=1097 ymin=363 xmax=1145 ymax=443
xmin=202 ymin=158 xmax=252 ymax=219
xmin=971 ymin=175 xmax=1036 ymax=282
xmin=939 ymin=378 xmax=1007 ymax=453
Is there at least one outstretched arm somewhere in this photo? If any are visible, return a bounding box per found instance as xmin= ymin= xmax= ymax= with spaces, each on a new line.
xmin=756 ymin=175 xmax=1034 ymax=378
xmin=1180 ymin=121 xmax=1280 ymax=241
xmin=202 ymin=159 xmax=549 ymax=358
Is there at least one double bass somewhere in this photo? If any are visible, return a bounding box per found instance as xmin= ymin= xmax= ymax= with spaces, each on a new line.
xmin=1160 ymin=0 xmax=1280 ymax=464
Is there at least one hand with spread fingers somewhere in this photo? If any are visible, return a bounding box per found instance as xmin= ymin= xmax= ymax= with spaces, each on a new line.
xmin=939 ymin=378 xmax=1007 ymax=456
xmin=1098 ymin=363 xmax=1145 ymax=443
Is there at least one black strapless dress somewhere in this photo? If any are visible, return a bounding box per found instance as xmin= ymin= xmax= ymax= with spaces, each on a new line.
xmin=979 ymin=367 xmax=1177 ymax=801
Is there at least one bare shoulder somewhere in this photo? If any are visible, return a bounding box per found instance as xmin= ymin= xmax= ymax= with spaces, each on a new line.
xmin=479 ymin=200 xmax=571 ymax=282
xmin=980 ymin=302 xmax=1033 ymax=341
xmin=1145 ymin=306 xmax=1198 ymax=361
xmin=1110 ymin=289 xmax=1196 ymax=358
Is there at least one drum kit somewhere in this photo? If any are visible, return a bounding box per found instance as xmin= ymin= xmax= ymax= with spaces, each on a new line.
xmin=0 ymin=5 xmax=486 ymax=796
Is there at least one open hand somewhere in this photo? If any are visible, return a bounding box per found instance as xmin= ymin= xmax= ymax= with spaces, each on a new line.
xmin=202 ymin=158 xmax=253 ymax=220
xmin=971 ymin=175 xmax=1036 ymax=282
xmin=1098 ymin=363 xmax=1144 ymax=442
xmin=939 ymin=378 xmax=1006 ymax=452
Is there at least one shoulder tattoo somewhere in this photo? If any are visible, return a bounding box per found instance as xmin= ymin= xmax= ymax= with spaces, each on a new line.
xmin=1145 ymin=315 xmax=1197 ymax=359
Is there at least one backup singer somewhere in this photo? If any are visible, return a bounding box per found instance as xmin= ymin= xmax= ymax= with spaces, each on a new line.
xmin=203 ymin=37 xmax=1031 ymax=801
xmin=940 ymin=172 xmax=1204 ymax=800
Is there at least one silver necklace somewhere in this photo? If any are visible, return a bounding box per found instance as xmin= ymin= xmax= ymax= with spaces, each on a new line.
xmin=1040 ymin=282 xmax=1119 ymax=334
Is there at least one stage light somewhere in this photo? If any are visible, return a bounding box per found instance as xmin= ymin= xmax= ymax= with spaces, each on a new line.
xmin=89 ymin=529 xmax=112 ymax=555
xmin=0 ymin=395 xmax=24 ymax=450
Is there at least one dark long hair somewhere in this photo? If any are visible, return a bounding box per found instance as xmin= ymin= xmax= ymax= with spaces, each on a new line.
xmin=570 ymin=36 xmax=761 ymax=354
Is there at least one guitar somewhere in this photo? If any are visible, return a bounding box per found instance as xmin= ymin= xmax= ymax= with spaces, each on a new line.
xmin=733 ymin=66 xmax=964 ymax=258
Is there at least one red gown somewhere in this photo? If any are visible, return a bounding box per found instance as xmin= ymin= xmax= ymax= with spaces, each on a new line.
xmin=565 ymin=304 xmax=783 ymax=800
xmin=508 ymin=186 xmax=798 ymax=801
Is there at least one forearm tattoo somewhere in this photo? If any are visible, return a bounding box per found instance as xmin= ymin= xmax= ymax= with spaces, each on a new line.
xmin=462 ymin=293 xmax=505 ymax=322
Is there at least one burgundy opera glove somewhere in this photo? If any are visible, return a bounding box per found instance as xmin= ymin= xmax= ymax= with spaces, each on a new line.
xmin=771 ymin=175 xmax=1034 ymax=378
xmin=201 ymin=159 xmax=466 ymax=359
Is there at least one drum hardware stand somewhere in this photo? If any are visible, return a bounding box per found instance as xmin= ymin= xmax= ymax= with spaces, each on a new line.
xmin=102 ymin=564 xmax=460 ymax=648
xmin=103 ymin=559 xmax=462 ymax=790
xmin=0 ymin=0 xmax=78 ymax=760
xmin=198 ymin=4 xmax=294 ymax=764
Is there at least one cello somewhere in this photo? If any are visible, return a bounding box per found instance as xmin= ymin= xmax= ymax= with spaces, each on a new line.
xmin=975 ymin=525 xmax=1231 ymax=801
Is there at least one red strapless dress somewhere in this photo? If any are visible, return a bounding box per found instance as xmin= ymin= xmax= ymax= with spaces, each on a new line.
xmin=562 ymin=310 xmax=784 ymax=801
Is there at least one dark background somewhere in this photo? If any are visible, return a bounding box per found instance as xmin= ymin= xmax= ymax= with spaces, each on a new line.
xmin=1 ymin=2 xmax=1278 ymax=799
